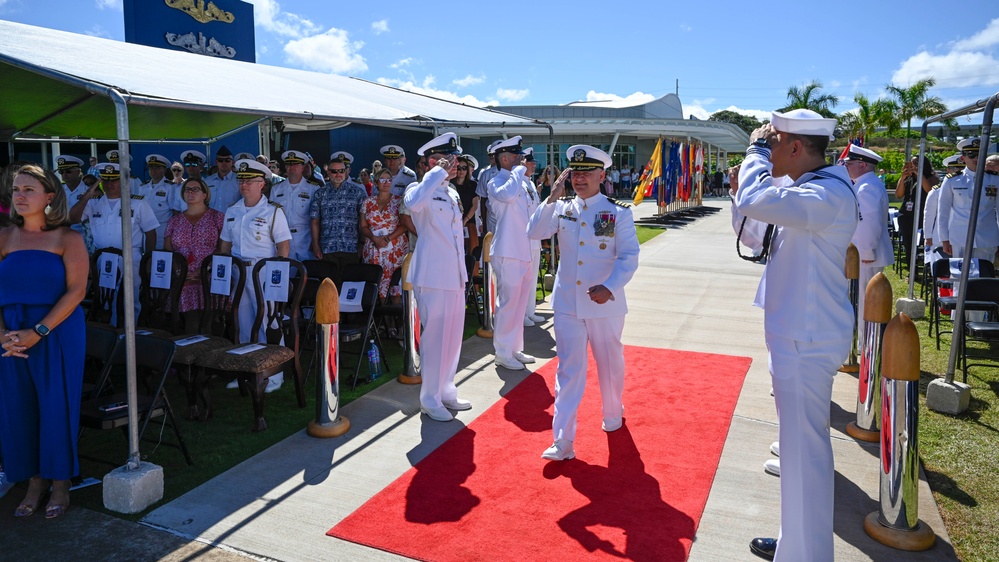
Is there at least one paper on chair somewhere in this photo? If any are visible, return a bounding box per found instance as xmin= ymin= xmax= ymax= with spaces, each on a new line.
xmin=150 ymin=250 xmax=173 ymax=290
xmin=227 ymin=343 xmax=266 ymax=355
xmin=340 ymin=281 xmax=365 ymax=312
xmin=175 ymin=335 xmax=210 ymax=346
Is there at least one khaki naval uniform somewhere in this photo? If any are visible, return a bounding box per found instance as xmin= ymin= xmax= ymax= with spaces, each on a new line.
xmin=220 ymin=196 xmax=292 ymax=345
xmin=937 ymin=166 xmax=999 ymax=260
xmin=137 ymin=178 xmax=177 ymax=249
xmin=488 ymin=165 xmax=537 ymax=359
xmin=526 ymin=192 xmax=639 ymax=443
xmin=851 ymin=171 xmax=894 ymax=345
xmin=270 ymin=177 xmax=321 ymax=262
xmin=735 ymin=147 xmax=858 ymax=562
xmin=403 ymin=166 xmax=467 ymax=412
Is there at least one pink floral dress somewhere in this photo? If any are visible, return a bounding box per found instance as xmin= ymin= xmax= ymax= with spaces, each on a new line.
xmin=361 ymin=195 xmax=408 ymax=299
xmin=164 ymin=209 xmax=225 ymax=312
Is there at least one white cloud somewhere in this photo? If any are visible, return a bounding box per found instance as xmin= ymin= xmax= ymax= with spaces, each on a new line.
xmin=390 ymin=58 xmax=413 ymax=69
xmin=371 ymin=19 xmax=389 ymax=34
xmin=95 ymin=0 xmax=121 ymax=10
xmin=952 ymin=18 xmax=999 ymax=51
xmin=496 ymin=88 xmax=529 ymax=102
xmin=453 ymin=74 xmax=486 ymax=88
xmin=892 ymin=50 xmax=999 ymax=88
xmin=583 ymin=91 xmax=657 ymax=108
xmin=284 ymin=28 xmax=367 ymax=74
xmin=83 ymin=24 xmax=111 ymax=38
xmin=828 ymin=80 xmax=841 ymax=89
xmin=377 ymin=76 xmax=498 ymax=107
xmin=679 ymin=23 xmax=692 ymax=32
xmin=246 ymin=0 xmax=322 ymax=37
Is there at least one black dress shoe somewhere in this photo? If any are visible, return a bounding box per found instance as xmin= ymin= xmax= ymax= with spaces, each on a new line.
xmin=750 ymin=537 xmax=777 ymax=560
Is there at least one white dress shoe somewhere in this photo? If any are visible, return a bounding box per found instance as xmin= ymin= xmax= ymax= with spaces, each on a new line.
xmin=764 ymin=459 xmax=780 ymax=477
xmin=442 ymin=398 xmax=472 ymax=411
xmin=770 ymin=441 xmax=780 ymax=457
xmin=523 ymin=318 xmax=535 ymax=327
xmin=495 ymin=355 xmax=526 ymax=370
xmin=264 ymin=374 xmax=284 ymax=394
xmin=513 ymin=351 xmax=536 ymax=364
xmin=225 ymin=379 xmax=240 ymax=390
xmin=541 ymin=439 xmax=575 ymax=461
xmin=602 ymin=417 xmax=623 ymax=432
xmin=527 ymin=314 xmax=544 ymax=323
xmin=421 ymin=406 xmax=454 ymax=422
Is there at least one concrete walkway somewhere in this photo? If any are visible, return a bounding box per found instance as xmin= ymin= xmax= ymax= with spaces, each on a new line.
xmin=0 ymin=199 xmax=959 ymax=561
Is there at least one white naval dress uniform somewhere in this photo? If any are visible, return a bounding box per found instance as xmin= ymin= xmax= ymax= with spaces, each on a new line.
xmin=937 ymin=166 xmax=999 ymax=260
xmin=203 ymin=170 xmax=240 ymax=214
xmin=526 ymin=192 xmax=639 ymax=444
xmin=63 ymin=182 xmax=89 ymax=236
xmin=137 ymin=178 xmax=177 ymax=249
xmin=524 ymin=179 xmax=543 ymax=319
xmin=851 ymin=171 xmax=894 ymax=346
xmin=403 ymin=166 xmax=467 ymax=411
xmin=269 ymin=178 xmax=320 ymax=262
xmin=735 ymin=148 xmax=858 ymax=562
xmin=220 ymin=196 xmax=293 ymax=348
xmin=923 ymin=185 xmax=942 ymax=246
xmin=82 ymin=194 xmax=160 ymax=321
xmin=488 ymin=165 xmax=536 ymax=359
xmin=389 ymin=166 xmax=417 ymax=197
xmin=477 ymin=166 xmax=499 ymax=235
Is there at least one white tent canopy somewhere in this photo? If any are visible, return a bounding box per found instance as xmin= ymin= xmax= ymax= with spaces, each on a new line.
xmin=0 ymin=19 xmax=545 ymax=142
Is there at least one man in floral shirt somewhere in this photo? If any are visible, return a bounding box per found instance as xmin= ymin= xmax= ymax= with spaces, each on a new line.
xmin=309 ymin=155 xmax=368 ymax=268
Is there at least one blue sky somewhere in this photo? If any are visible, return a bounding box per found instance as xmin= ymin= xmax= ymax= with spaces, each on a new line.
xmin=3 ymin=0 xmax=999 ymax=123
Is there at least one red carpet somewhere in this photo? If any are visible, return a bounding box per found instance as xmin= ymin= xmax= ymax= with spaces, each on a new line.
xmin=328 ymin=346 xmax=751 ymax=562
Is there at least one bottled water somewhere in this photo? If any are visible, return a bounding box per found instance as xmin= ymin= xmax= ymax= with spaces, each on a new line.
xmin=367 ymin=339 xmax=383 ymax=381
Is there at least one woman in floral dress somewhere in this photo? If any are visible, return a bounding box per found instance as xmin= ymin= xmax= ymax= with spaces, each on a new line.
xmin=359 ymin=168 xmax=408 ymax=302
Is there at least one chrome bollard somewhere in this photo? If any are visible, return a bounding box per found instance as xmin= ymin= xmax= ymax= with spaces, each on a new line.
xmin=307 ymin=278 xmax=350 ymax=438
xmin=397 ymin=253 xmax=422 ymax=385
xmin=864 ymin=313 xmax=936 ymax=551
xmin=840 ymin=244 xmax=860 ymax=373
xmin=847 ymin=272 xmax=892 ymax=443
xmin=476 ymin=232 xmax=495 ymax=338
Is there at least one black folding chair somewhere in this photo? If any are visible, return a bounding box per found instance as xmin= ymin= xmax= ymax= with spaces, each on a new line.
xmin=338 ymin=263 xmax=388 ymax=389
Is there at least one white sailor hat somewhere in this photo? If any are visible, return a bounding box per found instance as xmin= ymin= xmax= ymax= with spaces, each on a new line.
xmin=943 ymin=154 xmax=965 ymax=167
xmin=181 ymin=150 xmax=206 ymax=164
xmin=56 ymin=155 xmax=84 ymax=170
xmin=380 ymin=145 xmax=405 ymax=159
xmin=957 ymin=138 xmax=982 ymax=151
xmin=523 ymin=146 xmax=536 ymax=162
xmin=459 ymin=154 xmax=479 ymax=171
xmin=329 ymin=151 xmax=354 ymax=165
xmin=97 ymin=162 xmax=120 ymax=180
xmin=844 ymin=144 xmax=882 ymax=165
xmin=281 ymin=150 xmax=307 ymax=164
xmin=566 ymin=144 xmax=612 ymax=171
xmin=145 ymin=154 xmax=170 ymax=167
xmin=235 ymin=158 xmax=272 ymax=180
xmin=417 ymin=133 xmax=462 ymax=156
xmin=493 ymin=136 xmax=524 ymax=156
xmin=234 ymin=152 xmax=255 ymax=161
xmin=486 ymin=140 xmax=503 ymax=155
xmin=105 ymin=149 xmax=133 ymax=163
xmin=770 ymin=109 xmax=837 ymax=140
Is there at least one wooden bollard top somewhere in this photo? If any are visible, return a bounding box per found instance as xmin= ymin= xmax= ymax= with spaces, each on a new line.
xmin=481 ymin=232 xmax=494 ymax=263
xmin=864 ymin=272 xmax=893 ymax=323
xmin=316 ymin=278 xmax=340 ymax=324
xmin=845 ymin=244 xmax=859 ymax=280
xmin=401 ymin=252 xmax=414 ymax=292
xmin=882 ymin=313 xmax=920 ymax=381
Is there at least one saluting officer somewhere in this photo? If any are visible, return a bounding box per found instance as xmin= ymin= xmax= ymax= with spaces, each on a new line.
xmin=938 ymin=138 xmax=999 ymax=260
xmin=842 ymin=144 xmax=893 ymax=345
xmin=522 ymin=147 xmax=544 ymax=325
xmin=526 ymin=145 xmax=640 ymax=461
xmin=105 ymin=149 xmax=142 ymax=193
xmin=270 ymin=149 xmax=322 ymax=262
xmin=56 ymin=155 xmax=87 ymax=237
xmin=203 ymin=145 xmax=240 ymax=214
xmin=69 ymin=162 xmax=159 ymax=322
xmin=381 ymin=145 xmax=417 ymax=196
xmin=219 ymin=159 xmax=292 ymax=394
xmin=477 ymin=140 xmax=503 ymax=234
xmin=137 ymin=154 xmax=176 ymax=249
xmin=403 ymin=132 xmax=471 ymax=423
xmin=487 ymin=136 xmax=538 ymax=370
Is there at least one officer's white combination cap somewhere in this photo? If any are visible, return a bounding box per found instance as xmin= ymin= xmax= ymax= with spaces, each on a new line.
xmin=282 ymin=150 xmax=307 ymax=164
xmin=56 ymin=155 xmax=84 ymax=170
xmin=329 ymin=151 xmax=354 ymax=164
xmin=770 ymin=109 xmax=837 ymax=140
xmin=380 ymin=145 xmax=405 ymax=158
xmin=234 ymin=152 xmax=255 ymax=161
xmin=943 ymin=154 xmax=964 ymax=167
xmin=181 ymin=150 xmax=206 ymax=163
xmin=486 ymin=140 xmax=503 ymax=155
xmin=566 ymin=145 xmax=612 ymax=171
xmin=844 ymin=144 xmax=882 ymax=164
xmin=106 ymin=149 xmax=133 ymax=163
xmin=460 ymin=154 xmax=479 ymax=171
xmin=146 ymin=154 xmax=170 ymax=167
xmin=492 ymin=136 xmax=524 ymax=156
xmin=96 ymin=163 xmax=120 ymax=179
xmin=235 ymin=159 xmax=272 ymax=180
xmin=417 ymin=132 xmax=462 ymax=156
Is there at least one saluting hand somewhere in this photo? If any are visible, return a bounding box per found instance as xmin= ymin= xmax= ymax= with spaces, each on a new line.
xmin=547 ymin=168 xmax=572 ymax=203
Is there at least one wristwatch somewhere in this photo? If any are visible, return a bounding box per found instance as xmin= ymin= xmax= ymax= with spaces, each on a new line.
xmin=751 ymin=138 xmax=772 ymax=150
xmin=34 ymin=323 xmax=50 ymax=337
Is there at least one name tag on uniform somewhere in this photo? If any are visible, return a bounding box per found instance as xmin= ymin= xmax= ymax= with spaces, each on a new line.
xmin=92 ymin=213 xmax=103 ymax=219
xmin=227 ymin=217 xmax=235 ymax=222
xmin=298 ymin=192 xmax=310 ymax=199
xmin=433 ymin=196 xmax=448 ymax=203
xmin=156 ymin=191 xmax=166 ymax=197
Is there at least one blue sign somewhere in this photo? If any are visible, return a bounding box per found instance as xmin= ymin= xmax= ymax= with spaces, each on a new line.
xmin=123 ymin=0 xmax=255 ymax=63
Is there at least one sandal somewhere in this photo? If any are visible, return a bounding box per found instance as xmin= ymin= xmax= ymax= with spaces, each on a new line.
xmin=14 ymin=491 xmax=49 ymax=518
xmin=44 ymin=503 xmax=70 ymax=519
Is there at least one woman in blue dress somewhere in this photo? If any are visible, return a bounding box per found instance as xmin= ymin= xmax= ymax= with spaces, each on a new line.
xmin=0 ymin=164 xmax=88 ymax=519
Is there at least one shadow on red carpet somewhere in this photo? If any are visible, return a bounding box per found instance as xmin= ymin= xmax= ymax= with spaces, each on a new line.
xmin=329 ymin=346 xmax=751 ymax=562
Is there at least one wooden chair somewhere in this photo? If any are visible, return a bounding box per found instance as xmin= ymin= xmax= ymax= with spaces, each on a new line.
xmin=138 ymin=250 xmax=187 ymax=336
xmin=195 ymin=257 xmax=307 ymax=431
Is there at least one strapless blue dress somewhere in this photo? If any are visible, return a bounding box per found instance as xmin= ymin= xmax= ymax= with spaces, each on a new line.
xmin=0 ymin=250 xmax=85 ymax=482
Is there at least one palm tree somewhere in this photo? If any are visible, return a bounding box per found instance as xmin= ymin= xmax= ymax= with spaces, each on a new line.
xmin=838 ymin=94 xmax=897 ymax=143
xmin=780 ymin=80 xmax=840 ymax=118
xmin=884 ymin=78 xmax=948 ymax=158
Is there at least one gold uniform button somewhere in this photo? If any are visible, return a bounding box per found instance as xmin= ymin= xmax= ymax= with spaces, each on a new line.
xmin=577 ymin=260 xmax=583 ymax=265
xmin=579 ymin=241 xmax=584 ymax=246
xmin=576 ymin=280 xmax=581 ymax=285
xmin=581 ymin=222 xmax=586 ymax=227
